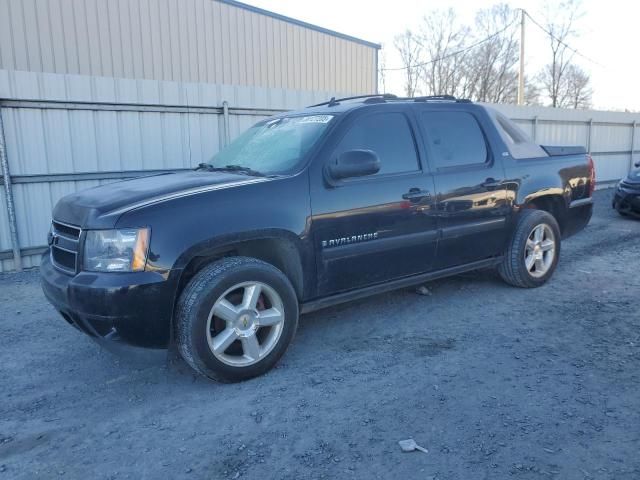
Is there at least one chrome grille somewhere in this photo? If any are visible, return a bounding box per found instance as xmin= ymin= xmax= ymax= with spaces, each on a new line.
xmin=50 ymin=221 xmax=81 ymax=273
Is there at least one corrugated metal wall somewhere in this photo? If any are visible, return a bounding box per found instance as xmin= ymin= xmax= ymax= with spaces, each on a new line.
xmin=0 ymin=0 xmax=378 ymax=94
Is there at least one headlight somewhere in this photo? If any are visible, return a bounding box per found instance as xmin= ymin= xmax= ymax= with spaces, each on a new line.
xmin=83 ymin=228 xmax=150 ymax=272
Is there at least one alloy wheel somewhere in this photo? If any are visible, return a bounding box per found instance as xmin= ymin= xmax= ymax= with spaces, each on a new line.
xmin=206 ymin=281 xmax=285 ymax=367
xmin=524 ymin=223 xmax=556 ymax=278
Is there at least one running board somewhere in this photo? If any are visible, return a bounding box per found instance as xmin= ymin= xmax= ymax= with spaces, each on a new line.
xmin=300 ymin=257 xmax=502 ymax=314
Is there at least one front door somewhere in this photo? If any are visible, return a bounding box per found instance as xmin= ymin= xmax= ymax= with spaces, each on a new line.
xmin=309 ymin=109 xmax=439 ymax=296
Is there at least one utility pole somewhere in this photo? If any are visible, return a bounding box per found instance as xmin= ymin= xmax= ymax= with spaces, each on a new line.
xmin=518 ymin=9 xmax=526 ymax=105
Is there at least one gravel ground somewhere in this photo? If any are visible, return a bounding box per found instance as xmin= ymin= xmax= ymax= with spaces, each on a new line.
xmin=1 ymin=189 xmax=639 ymax=480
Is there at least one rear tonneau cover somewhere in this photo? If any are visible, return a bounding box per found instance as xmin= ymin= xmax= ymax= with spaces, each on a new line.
xmin=541 ymin=145 xmax=587 ymax=156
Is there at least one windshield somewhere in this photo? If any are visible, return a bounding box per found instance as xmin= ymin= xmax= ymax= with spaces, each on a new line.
xmin=206 ymin=114 xmax=334 ymax=175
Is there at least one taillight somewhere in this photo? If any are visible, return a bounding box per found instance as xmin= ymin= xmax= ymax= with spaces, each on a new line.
xmin=588 ymin=155 xmax=596 ymax=196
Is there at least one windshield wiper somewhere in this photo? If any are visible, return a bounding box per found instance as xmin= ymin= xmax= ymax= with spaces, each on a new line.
xmin=194 ymin=163 xmax=266 ymax=177
xmin=220 ymin=165 xmax=266 ymax=177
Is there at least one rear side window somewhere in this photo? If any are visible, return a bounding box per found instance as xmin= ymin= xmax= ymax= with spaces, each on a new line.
xmin=420 ymin=111 xmax=488 ymax=169
xmin=335 ymin=112 xmax=419 ymax=175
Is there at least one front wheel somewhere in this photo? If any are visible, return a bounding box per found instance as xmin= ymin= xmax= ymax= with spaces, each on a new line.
xmin=613 ymin=200 xmax=632 ymax=217
xmin=498 ymin=210 xmax=561 ymax=288
xmin=175 ymin=257 xmax=299 ymax=382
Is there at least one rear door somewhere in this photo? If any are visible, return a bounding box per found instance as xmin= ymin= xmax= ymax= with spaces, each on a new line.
xmin=415 ymin=107 xmax=510 ymax=269
xmin=309 ymin=108 xmax=439 ymax=296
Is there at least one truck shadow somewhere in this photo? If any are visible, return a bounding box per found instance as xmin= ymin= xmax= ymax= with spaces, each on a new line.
xmin=301 ymin=267 xmax=504 ymax=328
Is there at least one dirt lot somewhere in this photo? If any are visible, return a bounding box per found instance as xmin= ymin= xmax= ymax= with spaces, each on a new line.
xmin=1 ymin=189 xmax=639 ymax=480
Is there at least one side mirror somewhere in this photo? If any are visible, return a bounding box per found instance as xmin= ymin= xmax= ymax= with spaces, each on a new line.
xmin=328 ymin=149 xmax=381 ymax=180
xmin=634 ymin=159 xmax=640 ymax=168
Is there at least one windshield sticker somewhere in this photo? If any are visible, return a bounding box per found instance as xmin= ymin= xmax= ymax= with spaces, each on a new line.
xmin=293 ymin=115 xmax=333 ymax=124
xmin=265 ymin=119 xmax=283 ymax=128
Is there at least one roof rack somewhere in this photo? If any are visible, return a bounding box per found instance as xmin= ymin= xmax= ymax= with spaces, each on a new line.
xmin=307 ymin=93 xmax=471 ymax=108
xmin=393 ymin=95 xmax=470 ymax=103
xmin=413 ymin=95 xmax=457 ymax=102
xmin=307 ymin=93 xmax=397 ymax=108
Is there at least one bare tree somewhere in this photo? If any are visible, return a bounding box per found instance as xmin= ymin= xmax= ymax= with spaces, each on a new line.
xmin=386 ymin=1 xmax=590 ymax=107
xmin=466 ymin=4 xmax=519 ymax=103
xmin=393 ymin=30 xmax=422 ymax=97
xmin=378 ymin=48 xmax=387 ymax=94
xmin=524 ymin=79 xmax=542 ymax=106
xmin=563 ymin=64 xmax=592 ymax=108
xmin=538 ymin=0 xmax=583 ymax=107
xmin=418 ymin=9 xmax=470 ymax=97
xmin=412 ymin=5 xmax=521 ymax=102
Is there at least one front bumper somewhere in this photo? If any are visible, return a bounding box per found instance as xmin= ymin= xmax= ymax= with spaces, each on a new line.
xmin=613 ymin=183 xmax=640 ymax=216
xmin=40 ymin=252 xmax=178 ymax=348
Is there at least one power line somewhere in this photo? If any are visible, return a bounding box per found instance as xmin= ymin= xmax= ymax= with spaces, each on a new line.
xmin=522 ymin=10 xmax=604 ymax=67
xmin=382 ymin=15 xmax=519 ymax=71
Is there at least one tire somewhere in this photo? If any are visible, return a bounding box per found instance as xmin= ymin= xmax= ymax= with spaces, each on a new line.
xmin=175 ymin=256 xmax=299 ymax=382
xmin=498 ymin=209 xmax=561 ymax=288
xmin=613 ymin=201 xmax=631 ymax=217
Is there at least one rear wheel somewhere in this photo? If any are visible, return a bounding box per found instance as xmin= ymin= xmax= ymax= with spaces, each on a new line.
xmin=175 ymin=257 xmax=299 ymax=382
xmin=498 ymin=210 xmax=561 ymax=288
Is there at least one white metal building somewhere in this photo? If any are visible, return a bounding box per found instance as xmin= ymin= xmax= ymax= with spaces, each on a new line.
xmin=0 ymin=0 xmax=379 ymax=92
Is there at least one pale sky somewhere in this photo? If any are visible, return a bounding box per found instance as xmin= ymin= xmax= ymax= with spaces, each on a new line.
xmin=243 ymin=0 xmax=638 ymax=111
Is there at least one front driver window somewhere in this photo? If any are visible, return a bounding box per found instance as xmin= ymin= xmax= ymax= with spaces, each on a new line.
xmin=334 ymin=112 xmax=420 ymax=176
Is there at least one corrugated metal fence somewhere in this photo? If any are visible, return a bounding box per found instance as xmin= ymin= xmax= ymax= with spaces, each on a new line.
xmin=492 ymin=103 xmax=638 ymax=184
xmin=1 ymin=69 xmax=639 ymax=272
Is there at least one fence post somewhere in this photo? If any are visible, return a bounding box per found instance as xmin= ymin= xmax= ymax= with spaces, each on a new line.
xmin=0 ymin=104 xmax=22 ymax=272
xmin=533 ymin=116 xmax=538 ymax=142
xmin=631 ymin=120 xmax=637 ymax=172
xmin=222 ymin=101 xmax=231 ymax=147
xmin=586 ymin=119 xmax=593 ymax=155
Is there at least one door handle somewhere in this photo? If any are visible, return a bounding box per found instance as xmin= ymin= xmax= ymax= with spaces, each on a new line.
xmin=481 ymin=178 xmax=504 ymax=189
xmin=402 ymin=188 xmax=431 ymax=202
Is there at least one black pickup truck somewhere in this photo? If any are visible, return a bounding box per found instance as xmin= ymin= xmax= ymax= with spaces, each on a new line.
xmin=41 ymin=94 xmax=594 ymax=382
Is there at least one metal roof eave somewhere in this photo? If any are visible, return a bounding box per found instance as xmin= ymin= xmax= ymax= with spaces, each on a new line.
xmin=216 ymin=0 xmax=381 ymax=50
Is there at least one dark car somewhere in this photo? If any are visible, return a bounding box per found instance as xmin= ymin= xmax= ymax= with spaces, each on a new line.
xmin=41 ymin=94 xmax=595 ymax=382
xmin=613 ymin=160 xmax=640 ymax=217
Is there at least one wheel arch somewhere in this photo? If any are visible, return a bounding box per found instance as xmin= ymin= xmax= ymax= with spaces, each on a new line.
xmin=519 ymin=191 xmax=569 ymax=236
xmin=173 ymin=230 xmax=308 ymax=305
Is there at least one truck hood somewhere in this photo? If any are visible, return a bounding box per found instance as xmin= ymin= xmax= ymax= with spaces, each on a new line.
xmin=52 ymin=171 xmax=270 ymax=227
